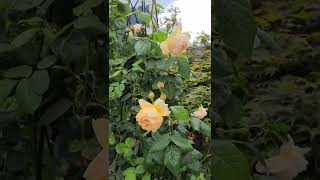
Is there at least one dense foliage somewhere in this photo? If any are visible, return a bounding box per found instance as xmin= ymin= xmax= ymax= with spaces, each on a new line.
xmin=109 ymin=0 xmax=211 ymax=179
xmin=0 ymin=0 xmax=107 ymax=179
xmin=213 ymin=0 xmax=320 ymax=179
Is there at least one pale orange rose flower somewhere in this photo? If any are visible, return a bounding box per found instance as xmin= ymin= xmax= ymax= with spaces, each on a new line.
xmin=136 ymin=98 xmax=170 ymax=132
xmin=191 ymin=105 xmax=207 ymax=119
xmin=256 ymin=136 xmax=310 ymax=180
xmin=83 ymin=119 xmax=108 ymax=180
xmin=160 ymin=22 xmax=191 ymax=56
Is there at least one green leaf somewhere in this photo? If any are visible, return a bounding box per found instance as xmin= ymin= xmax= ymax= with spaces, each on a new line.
xmin=69 ymin=140 xmax=86 ymax=152
xmin=177 ymin=58 xmax=191 ymax=79
xmin=187 ymin=160 xmax=202 ymax=174
xmin=190 ymin=117 xmax=211 ymax=137
xmin=190 ymin=117 xmax=201 ymax=131
xmin=215 ymin=0 xmax=257 ymax=57
xmin=137 ymin=12 xmax=151 ymax=24
xmin=30 ymin=70 xmax=49 ymax=95
xmin=170 ymin=106 xmax=190 ymax=122
xmin=182 ymin=149 xmax=203 ymax=164
xmin=135 ymin=164 xmax=146 ymax=174
xmin=124 ymin=149 xmax=134 ymax=160
xmin=0 ymin=79 xmax=17 ymax=104
xmin=133 ymin=157 xmax=144 ymax=165
xmin=134 ymin=40 xmax=151 ymax=56
xmin=15 ymin=79 xmax=42 ymax=113
xmin=11 ymin=0 xmax=43 ymax=11
xmin=142 ymin=172 xmax=151 ymax=180
xmin=153 ymin=31 xmax=167 ymax=43
xmin=11 ymin=28 xmax=39 ymax=48
xmin=115 ymin=143 xmax=129 ymax=155
xmin=81 ymin=140 xmax=100 ymax=160
xmin=3 ymin=65 xmax=32 ymax=78
xmin=164 ymin=146 xmax=182 ymax=175
xmin=39 ymin=98 xmax=72 ymax=125
xmin=164 ymin=80 xmax=179 ymax=99
xmin=123 ymin=167 xmax=136 ymax=180
xmin=200 ymin=121 xmax=211 ymax=137
xmin=73 ymin=0 xmax=104 ymax=16
xmin=212 ymin=140 xmax=251 ymax=180
xmin=74 ymin=15 xmax=105 ymax=33
xmin=170 ymin=134 xmax=193 ymax=151
xmin=109 ymin=131 xmax=116 ymax=145
xmin=149 ymin=133 xmax=170 ymax=152
xmin=125 ymin=137 xmax=136 ymax=148
xmin=37 ymin=55 xmax=57 ymax=69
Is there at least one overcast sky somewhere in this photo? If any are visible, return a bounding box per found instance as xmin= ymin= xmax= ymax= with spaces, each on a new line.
xmin=158 ymin=0 xmax=211 ymax=41
xmin=123 ymin=0 xmax=211 ymax=41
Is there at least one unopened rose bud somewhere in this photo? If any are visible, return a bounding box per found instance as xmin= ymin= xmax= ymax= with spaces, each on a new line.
xmin=160 ymin=93 xmax=166 ymax=101
xmin=157 ymin=81 xmax=165 ymax=89
xmin=148 ymin=91 xmax=155 ymax=100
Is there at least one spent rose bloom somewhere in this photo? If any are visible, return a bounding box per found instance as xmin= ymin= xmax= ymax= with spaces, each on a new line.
xmin=191 ymin=105 xmax=207 ymax=119
xmin=160 ymin=22 xmax=191 ymax=56
xmin=157 ymin=81 xmax=165 ymax=89
xmin=83 ymin=119 xmax=108 ymax=180
xmin=256 ymin=136 xmax=310 ymax=180
xmin=136 ymin=98 xmax=170 ymax=132
xmin=131 ymin=24 xmax=143 ymax=34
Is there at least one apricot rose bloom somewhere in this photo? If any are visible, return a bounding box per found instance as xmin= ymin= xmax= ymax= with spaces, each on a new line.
xmin=256 ymin=136 xmax=310 ymax=180
xmin=191 ymin=105 xmax=207 ymax=119
xmin=160 ymin=22 xmax=191 ymax=56
xmin=136 ymin=98 xmax=170 ymax=132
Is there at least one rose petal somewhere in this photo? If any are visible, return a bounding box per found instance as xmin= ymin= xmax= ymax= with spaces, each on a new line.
xmin=138 ymin=99 xmax=153 ymax=109
xmin=154 ymin=98 xmax=170 ymax=116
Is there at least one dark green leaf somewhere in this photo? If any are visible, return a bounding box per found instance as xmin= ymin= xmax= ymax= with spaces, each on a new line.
xmin=134 ymin=40 xmax=151 ymax=56
xmin=3 ymin=65 xmax=32 ymax=78
xmin=15 ymin=79 xmax=42 ymax=113
xmin=74 ymin=15 xmax=106 ymax=33
xmin=164 ymin=80 xmax=179 ymax=99
xmin=37 ymin=55 xmax=57 ymax=69
xmin=73 ymin=0 xmax=104 ymax=16
xmin=30 ymin=70 xmax=49 ymax=95
xmin=39 ymin=98 xmax=72 ymax=125
xmin=215 ymin=0 xmax=257 ymax=57
xmin=11 ymin=28 xmax=39 ymax=48
xmin=170 ymin=134 xmax=193 ymax=151
xmin=164 ymin=146 xmax=182 ymax=175
xmin=11 ymin=0 xmax=44 ymax=11
xmin=187 ymin=160 xmax=202 ymax=174
xmin=177 ymin=58 xmax=191 ymax=79
xmin=149 ymin=133 xmax=170 ymax=152
xmin=212 ymin=140 xmax=251 ymax=180
xmin=0 ymin=79 xmax=17 ymax=104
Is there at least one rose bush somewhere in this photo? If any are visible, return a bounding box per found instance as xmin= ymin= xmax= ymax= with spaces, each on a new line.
xmin=109 ymin=0 xmax=211 ymax=179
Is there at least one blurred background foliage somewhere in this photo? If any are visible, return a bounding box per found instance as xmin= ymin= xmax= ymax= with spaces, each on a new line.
xmin=0 ymin=0 xmax=107 ymax=179
xmin=213 ymin=0 xmax=320 ymax=179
